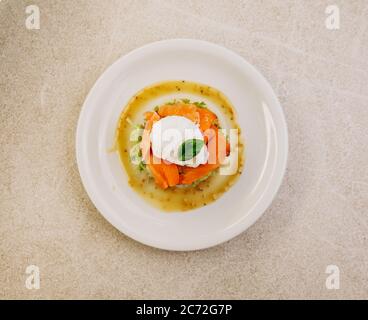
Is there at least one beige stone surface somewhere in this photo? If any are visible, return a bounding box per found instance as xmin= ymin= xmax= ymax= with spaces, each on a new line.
xmin=1 ymin=0 xmax=368 ymax=299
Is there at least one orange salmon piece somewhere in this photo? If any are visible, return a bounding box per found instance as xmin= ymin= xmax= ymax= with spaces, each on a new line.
xmin=157 ymin=103 xmax=200 ymax=124
xmin=197 ymin=107 xmax=217 ymax=132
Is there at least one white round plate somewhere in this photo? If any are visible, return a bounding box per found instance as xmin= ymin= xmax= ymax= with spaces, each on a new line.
xmin=76 ymin=39 xmax=288 ymax=251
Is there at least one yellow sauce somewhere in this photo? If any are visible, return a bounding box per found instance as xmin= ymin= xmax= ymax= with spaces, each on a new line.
xmin=115 ymin=80 xmax=244 ymax=212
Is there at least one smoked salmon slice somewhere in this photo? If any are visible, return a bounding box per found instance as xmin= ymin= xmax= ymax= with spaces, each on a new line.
xmin=179 ymin=163 xmax=219 ymax=185
xmin=147 ymin=155 xmax=169 ymax=189
xmin=157 ymin=103 xmax=200 ymax=124
xmin=197 ymin=107 xmax=217 ymax=132
xmin=147 ymin=155 xmax=180 ymax=189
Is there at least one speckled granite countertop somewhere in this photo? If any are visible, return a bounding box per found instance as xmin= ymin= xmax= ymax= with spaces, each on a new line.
xmin=1 ymin=0 xmax=367 ymax=299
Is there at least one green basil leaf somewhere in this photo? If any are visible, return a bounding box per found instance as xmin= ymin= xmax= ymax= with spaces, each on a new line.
xmin=178 ymin=139 xmax=204 ymax=161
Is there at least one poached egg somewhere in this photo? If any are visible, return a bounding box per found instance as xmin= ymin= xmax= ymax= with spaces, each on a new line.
xmin=150 ymin=115 xmax=208 ymax=167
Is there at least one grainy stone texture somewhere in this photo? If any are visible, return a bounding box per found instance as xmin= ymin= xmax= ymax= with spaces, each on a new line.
xmin=1 ymin=0 xmax=368 ymax=299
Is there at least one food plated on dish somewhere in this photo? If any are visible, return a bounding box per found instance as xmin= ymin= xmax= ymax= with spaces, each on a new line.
xmin=114 ymin=80 xmax=244 ymax=211
xmin=76 ymin=39 xmax=288 ymax=250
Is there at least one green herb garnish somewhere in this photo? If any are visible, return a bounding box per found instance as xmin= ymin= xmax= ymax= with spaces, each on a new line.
xmin=138 ymin=161 xmax=146 ymax=171
xmin=130 ymin=127 xmax=143 ymax=142
xmin=166 ymin=99 xmax=176 ymax=105
xmin=178 ymin=139 xmax=204 ymax=161
xmin=194 ymin=101 xmax=206 ymax=108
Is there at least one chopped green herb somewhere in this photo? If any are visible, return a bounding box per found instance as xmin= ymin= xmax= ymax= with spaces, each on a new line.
xmin=190 ymin=171 xmax=214 ymax=187
xmin=138 ymin=161 xmax=146 ymax=171
xmin=194 ymin=101 xmax=206 ymax=108
xmin=130 ymin=144 xmax=142 ymax=164
xmin=181 ymin=98 xmax=190 ymax=104
xmin=212 ymin=119 xmax=219 ymax=128
xmin=134 ymin=123 xmax=145 ymax=130
xmin=130 ymin=127 xmax=143 ymax=142
xmin=166 ymin=99 xmax=176 ymax=105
